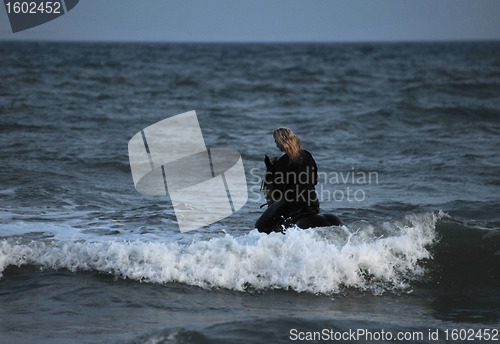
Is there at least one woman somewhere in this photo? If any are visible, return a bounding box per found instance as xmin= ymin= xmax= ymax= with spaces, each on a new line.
xmin=255 ymin=128 xmax=320 ymax=234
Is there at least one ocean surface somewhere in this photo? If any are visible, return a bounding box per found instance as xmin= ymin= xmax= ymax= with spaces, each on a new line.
xmin=0 ymin=41 xmax=499 ymax=343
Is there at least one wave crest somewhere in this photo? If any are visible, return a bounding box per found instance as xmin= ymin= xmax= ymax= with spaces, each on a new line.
xmin=0 ymin=212 xmax=441 ymax=295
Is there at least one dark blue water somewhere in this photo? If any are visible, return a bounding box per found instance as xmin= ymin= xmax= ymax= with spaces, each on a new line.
xmin=0 ymin=41 xmax=499 ymax=343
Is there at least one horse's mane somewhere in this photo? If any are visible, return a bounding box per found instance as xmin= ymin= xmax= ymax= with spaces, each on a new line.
xmin=261 ymin=155 xmax=278 ymax=206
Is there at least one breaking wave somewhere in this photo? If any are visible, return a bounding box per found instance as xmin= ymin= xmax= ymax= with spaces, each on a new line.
xmin=0 ymin=211 xmax=441 ymax=295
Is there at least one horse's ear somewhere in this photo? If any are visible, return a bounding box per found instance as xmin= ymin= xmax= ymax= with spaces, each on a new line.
xmin=265 ymin=155 xmax=271 ymax=169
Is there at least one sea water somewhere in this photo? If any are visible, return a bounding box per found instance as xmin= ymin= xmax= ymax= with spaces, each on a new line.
xmin=0 ymin=42 xmax=499 ymax=343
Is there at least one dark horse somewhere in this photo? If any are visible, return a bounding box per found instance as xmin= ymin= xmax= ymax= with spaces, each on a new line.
xmin=258 ymin=155 xmax=343 ymax=233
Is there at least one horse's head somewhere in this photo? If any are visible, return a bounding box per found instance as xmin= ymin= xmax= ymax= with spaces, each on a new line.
xmin=262 ymin=155 xmax=277 ymax=204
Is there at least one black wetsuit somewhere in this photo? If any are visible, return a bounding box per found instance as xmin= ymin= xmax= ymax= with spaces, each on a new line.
xmin=255 ymin=150 xmax=320 ymax=234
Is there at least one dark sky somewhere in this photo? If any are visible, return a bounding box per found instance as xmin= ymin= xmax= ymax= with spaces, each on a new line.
xmin=1 ymin=0 xmax=499 ymax=42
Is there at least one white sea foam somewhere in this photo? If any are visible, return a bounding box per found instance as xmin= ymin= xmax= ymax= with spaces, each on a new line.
xmin=0 ymin=211 xmax=441 ymax=295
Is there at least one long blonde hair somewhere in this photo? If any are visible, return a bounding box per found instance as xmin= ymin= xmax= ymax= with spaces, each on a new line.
xmin=273 ymin=127 xmax=303 ymax=164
